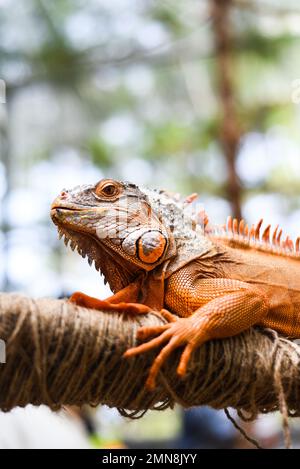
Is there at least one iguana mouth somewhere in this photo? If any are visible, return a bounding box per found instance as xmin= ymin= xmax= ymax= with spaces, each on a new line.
xmin=51 ymin=206 xmax=84 ymax=214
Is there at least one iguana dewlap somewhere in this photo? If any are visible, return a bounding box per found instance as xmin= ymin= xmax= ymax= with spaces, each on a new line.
xmin=51 ymin=179 xmax=300 ymax=389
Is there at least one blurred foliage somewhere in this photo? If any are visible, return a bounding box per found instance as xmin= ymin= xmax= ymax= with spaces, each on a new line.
xmin=240 ymin=103 xmax=294 ymax=132
xmin=143 ymin=122 xmax=194 ymax=158
xmin=2 ymin=0 xmax=300 ymax=293
xmin=0 ymin=0 xmax=300 ymax=205
xmin=150 ymin=4 xmax=188 ymax=36
xmin=143 ymin=118 xmax=221 ymax=166
xmin=87 ymin=137 xmax=113 ymax=168
xmin=236 ymin=30 xmax=299 ymax=60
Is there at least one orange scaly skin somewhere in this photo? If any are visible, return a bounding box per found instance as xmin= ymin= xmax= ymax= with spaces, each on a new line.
xmin=51 ymin=179 xmax=300 ymax=390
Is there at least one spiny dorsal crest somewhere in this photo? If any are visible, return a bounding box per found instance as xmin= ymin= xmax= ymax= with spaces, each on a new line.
xmin=212 ymin=215 xmax=300 ymax=257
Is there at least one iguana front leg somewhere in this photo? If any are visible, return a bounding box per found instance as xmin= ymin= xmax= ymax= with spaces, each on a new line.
xmin=69 ymin=280 xmax=151 ymax=314
xmin=124 ymin=279 xmax=269 ymax=389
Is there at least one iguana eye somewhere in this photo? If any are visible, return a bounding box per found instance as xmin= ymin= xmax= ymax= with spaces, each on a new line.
xmin=95 ymin=181 xmax=119 ymax=198
xmin=102 ymin=184 xmax=117 ymax=196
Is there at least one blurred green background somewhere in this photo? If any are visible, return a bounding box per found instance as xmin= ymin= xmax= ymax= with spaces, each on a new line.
xmin=1 ymin=0 xmax=300 ymax=449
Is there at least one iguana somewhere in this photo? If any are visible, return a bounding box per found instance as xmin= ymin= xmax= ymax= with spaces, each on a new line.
xmin=51 ymin=179 xmax=300 ymax=389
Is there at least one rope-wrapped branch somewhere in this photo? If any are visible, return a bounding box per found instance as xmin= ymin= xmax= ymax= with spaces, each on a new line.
xmin=0 ymin=293 xmax=300 ymax=418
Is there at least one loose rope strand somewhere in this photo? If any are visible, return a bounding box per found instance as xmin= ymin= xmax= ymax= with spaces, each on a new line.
xmin=224 ymin=408 xmax=263 ymax=449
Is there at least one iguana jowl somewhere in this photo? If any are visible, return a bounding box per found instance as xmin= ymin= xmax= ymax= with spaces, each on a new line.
xmin=51 ymin=179 xmax=300 ymax=389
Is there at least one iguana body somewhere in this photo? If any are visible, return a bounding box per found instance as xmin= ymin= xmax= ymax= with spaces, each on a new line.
xmin=51 ymin=179 xmax=300 ymax=389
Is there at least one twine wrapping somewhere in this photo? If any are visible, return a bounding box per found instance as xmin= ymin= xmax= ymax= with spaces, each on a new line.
xmin=0 ymin=293 xmax=299 ymax=423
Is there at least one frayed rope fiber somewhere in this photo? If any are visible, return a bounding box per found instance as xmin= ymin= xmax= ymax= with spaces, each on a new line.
xmin=0 ymin=293 xmax=300 ymax=423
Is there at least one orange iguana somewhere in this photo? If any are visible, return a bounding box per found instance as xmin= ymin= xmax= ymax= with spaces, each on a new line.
xmin=51 ymin=179 xmax=300 ymax=389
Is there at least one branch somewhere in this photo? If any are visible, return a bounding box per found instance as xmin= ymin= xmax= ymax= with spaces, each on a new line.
xmin=210 ymin=0 xmax=243 ymax=219
xmin=0 ymin=293 xmax=299 ymax=421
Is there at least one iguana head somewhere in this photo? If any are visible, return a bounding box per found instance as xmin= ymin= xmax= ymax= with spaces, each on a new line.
xmin=51 ymin=179 xmax=176 ymax=292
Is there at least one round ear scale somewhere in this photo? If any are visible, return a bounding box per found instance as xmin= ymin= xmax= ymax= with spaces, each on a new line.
xmin=137 ymin=231 xmax=168 ymax=264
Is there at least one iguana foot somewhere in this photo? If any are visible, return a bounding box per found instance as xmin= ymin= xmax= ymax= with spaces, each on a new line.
xmin=124 ymin=310 xmax=210 ymax=390
xmin=69 ymin=291 xmax=151 ymax=315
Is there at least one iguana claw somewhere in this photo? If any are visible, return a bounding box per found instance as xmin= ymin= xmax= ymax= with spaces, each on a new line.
xmin=124 ymin=311 xmax=209 ymax=390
